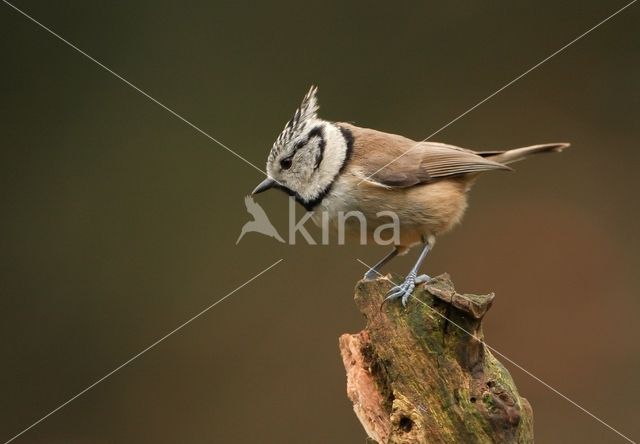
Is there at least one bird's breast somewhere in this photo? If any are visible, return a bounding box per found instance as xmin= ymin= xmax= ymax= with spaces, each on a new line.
xmin=311 ymin=174 xmax=469 ymax=239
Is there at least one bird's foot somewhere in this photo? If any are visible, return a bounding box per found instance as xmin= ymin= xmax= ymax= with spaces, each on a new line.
xmin=385 ymin=273 xmax=431 ymax=306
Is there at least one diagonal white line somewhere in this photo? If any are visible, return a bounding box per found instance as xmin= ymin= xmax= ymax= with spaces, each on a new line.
xmin=356 ymin=258 xmax=637 ymax=444
xmin=359 ymin=0 xmax=638 ymax=184
xmin=2 ymin=0 xmax=267 ymax=176
xmin=3 ymin=259 xmax=283 ymax=444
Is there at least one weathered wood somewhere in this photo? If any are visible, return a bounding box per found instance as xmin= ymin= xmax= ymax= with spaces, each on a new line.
xmin=339 ymin=274 xmax=533 ymax=444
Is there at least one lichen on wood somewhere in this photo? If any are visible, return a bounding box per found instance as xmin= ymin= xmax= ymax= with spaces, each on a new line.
xmin=339 ymin=274 xmax=533 ymax=444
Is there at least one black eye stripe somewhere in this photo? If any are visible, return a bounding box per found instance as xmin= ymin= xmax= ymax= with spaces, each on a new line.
xmin=280 ymin=126 xmax=325 ymax=171
xmin=293 ymin=126 xmax=324 ymax=153
xmin=307 ymin=126 xmax=323 ymax=139
xmin=313 ymin=132 xmax=326 ymax=171
xmin=280 ymin=157 xmax=293 ymax=170
xmin=306 ymin=126 xmax=325 ymax=171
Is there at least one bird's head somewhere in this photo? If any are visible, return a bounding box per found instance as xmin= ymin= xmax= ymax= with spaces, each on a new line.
xmin=252 ymin=86 xmax=352 ymax=210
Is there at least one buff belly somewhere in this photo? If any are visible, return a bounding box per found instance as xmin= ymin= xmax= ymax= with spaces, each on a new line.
xmin=312 ymin=174 xmax=470 ymax=248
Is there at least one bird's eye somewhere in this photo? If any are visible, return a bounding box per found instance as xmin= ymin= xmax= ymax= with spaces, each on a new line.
xmin=280 ymin=157 xmax=293 ymax=170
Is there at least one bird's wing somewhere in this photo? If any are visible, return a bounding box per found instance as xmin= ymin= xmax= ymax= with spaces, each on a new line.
xmin=343 ymin=124 xmax=510 ymax=189
xmin=411 ymin=142 xmax=511 ymax=179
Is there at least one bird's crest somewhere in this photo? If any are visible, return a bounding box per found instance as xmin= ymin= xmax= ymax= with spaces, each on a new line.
xmin=270 ymin=86 xmax=319 ymax=161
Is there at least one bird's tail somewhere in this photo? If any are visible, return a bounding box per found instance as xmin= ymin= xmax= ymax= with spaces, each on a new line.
xmin=480 ymin=143 xmax=570 ymax=165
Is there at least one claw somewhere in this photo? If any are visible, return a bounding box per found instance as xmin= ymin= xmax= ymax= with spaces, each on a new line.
xmin=384 ymin=274 xmax=416 ymax=306
xmin=381 ymin=241 xmax=433 ymax=308
xmin=383 ymin=274 xmax=432 ymax=307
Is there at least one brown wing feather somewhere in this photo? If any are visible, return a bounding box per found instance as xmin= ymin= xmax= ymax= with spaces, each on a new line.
xmin=341 ymin=123 xmax=510 ymax=188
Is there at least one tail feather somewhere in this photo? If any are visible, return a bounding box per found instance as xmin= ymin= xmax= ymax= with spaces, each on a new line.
xmin=479 ymin=143 xmax=570 ymax=165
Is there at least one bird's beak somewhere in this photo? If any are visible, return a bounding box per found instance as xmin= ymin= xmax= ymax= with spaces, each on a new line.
xmin=252 ymin=177 xmax=277 ymax=195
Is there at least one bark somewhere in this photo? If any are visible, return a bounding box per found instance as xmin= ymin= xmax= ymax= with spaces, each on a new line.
xmin=338 ymin=274 xmax=533 ymax=444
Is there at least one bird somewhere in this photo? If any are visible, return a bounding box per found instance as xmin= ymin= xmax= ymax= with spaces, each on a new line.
xmin=236 ymin=195 xmax=285 ymax=244
xmin=251 ymin=86 xmax=569 ymax=305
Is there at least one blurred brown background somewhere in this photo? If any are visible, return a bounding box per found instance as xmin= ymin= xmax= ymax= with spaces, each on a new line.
xmin=1 ymin=1 xmax=639 ymax=443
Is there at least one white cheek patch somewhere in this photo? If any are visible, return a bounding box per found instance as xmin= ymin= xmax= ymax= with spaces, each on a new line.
xmin=265 ymin=120 xmax=350 ymax=208
xmin=297 ymin=122 xmax=349 ymax=203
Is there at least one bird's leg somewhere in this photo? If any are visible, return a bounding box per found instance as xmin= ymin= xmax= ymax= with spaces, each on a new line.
xmin=363 ymin=248 xmax=399 ymax=281
xmin=385 ymin=241 xmax=432 ymax=306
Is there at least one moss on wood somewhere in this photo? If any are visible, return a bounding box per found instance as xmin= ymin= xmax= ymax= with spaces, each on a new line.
xmin=339 ymin=274 xmax=533 ymax=444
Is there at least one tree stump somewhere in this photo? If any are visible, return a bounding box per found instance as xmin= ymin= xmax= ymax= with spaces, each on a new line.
xmin=338 ymin=274 xmax=533 ymax=444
